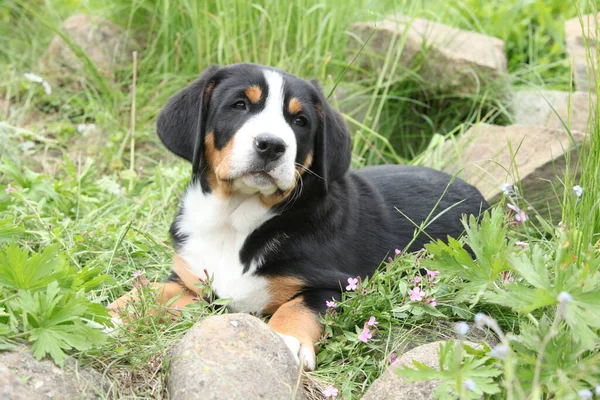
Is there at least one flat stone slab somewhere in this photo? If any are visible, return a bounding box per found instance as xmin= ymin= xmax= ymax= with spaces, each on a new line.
xmin=168 ymin=313 xmax=305 ymax=400
xmin=363 ymin=340 xmax=478 ymax=400
xmin=565 ymin=13 xmax=599 ymax=92
xmin=512 ymin=90 xmax=595 ymax=134
xmin=0 ymin=346 xmax=107 ymax=399
xmin=442 ymin=124 xmax=586 ymax=216
xmin=348 ymin=16 xmax=507 ymax=93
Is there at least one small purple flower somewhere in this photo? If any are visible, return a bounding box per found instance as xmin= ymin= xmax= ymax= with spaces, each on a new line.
xmin=367 ymin=316 xmax=378 ymax=326
xmin=326 ymin=300 xmax=336 ymax=308
xmin=408 ymin=286 xmax=425 ymax=302
xmin=394 ymin=248 xmax=401 ymax=256
xmin=414 ymin=275 xmax=422 ymax=283
xmin=507 ymin=204 xmax=527 ymax=223
xmin=426 ymin=269 xmax=439 ymax=279
xmin=428 ymin=298 xmax=437 ymax=307
xmin=346 ymin=277 xmax=358 ymax=291
xmin=504 ymin=276 xmax=515 ymax=284
xmin=132 ymin=270 xmax=142 ymax=278
xmin=389 ymin=353 xmax=397 ymax=364
xmin=358 ymin=327 xmax=372 ymax=343
xmin=322 ymin=385 xmax=338 ymax=398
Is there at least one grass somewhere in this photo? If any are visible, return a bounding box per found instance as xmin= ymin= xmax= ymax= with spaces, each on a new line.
xmin=1 ymin=0 xmax=599 ymax=399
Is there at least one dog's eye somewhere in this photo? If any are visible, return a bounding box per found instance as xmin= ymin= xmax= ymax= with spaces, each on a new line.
xmin=293 ymin=116 xmax=307 ymax=127
xmin=232 ymin=100 xmax=247 ymax=110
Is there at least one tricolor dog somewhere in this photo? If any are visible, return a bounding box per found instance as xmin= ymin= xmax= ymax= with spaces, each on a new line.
xmin=110 ymin=63 xmax=488 ymax=370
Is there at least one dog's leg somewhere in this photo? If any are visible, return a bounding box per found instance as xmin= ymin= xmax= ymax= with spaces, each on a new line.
xmin=108 ymin=255 xmax=201 ymax=319
xmin=267 ymin=295 xmax=323 ymax=371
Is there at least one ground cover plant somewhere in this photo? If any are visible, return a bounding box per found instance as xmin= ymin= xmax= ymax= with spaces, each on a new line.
xmin=1 ymin=0 xmax=599 ymax=398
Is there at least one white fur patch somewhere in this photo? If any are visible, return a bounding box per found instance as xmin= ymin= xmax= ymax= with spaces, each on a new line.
xmin=229 ymin=70 xmax=298 ymax=193
xmin=276 ymin=333 xmax=316 ymax=371
xmin=176 ymin=183 xmax=275 ymax=313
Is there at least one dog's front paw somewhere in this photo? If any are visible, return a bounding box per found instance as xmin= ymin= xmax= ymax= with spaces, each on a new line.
xmin=276 ymin=333 xmax=316 ymax=371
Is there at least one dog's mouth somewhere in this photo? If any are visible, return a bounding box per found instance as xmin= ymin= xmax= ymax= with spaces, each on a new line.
xmin=230 ymin=169 xmax=281 ymax=195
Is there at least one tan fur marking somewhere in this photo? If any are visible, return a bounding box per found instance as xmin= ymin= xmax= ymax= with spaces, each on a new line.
xmin=288 ymin=97 xmax=302 ymax=114
xmin=204 ymin=131 xmax=234 ymax=198
xmin=245 ymin=86 xmax=262 ymax=104
xmin=108 ymin=282 xmax=197 ymax=320
xmin=263 ymin=276 xmax=304 ymax=315
xmin=267 ymin=296 xmax=323 ymax=368
xmin=172 ymin=254 xmax=202 ymax=294
xmin=301 ymin=153 xmax=313 ymax=174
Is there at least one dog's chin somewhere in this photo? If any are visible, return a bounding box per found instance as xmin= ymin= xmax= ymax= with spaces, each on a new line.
xmin=233 ymin=172 xmax=280 ymax=196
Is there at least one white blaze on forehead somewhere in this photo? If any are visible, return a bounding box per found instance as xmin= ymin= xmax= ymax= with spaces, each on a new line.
xmin=229 ymin=69 xmax=298 ymax=193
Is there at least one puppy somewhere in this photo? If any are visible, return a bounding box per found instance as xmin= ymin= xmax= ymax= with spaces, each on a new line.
xmin=109 ymin=63 xmax=488 ymax=370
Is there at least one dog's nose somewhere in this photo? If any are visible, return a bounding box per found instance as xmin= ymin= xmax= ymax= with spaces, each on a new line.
xmin=253 ymin=134 xmax=286 ymax=163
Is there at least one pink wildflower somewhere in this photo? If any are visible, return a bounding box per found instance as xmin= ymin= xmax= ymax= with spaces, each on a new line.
xmin=515 ymin=240 xmax=528 ymax=249
xmin=389 ymin=353 xmax=397 ymax=364
xmin=426 ymin=269 xmax=439 ymax=279
xmin=504 ymin=276 xmax=515 ymax=284
xmin=132 ymin=270 xmax=142 ymax=278
xmin=358 ymin=327 xmax=372 ymax=343
xmin=409 ymin=286 xmax=425 ymax=302
xmin=428 ymin=298 xmax=437 ymax=307
xmin=4 ymin=184 xmax=15 ymax=195
xmin=394 ymin=248 xmax=401 ymax=256
xmin=322 ymin=386 xmax=338 ymax=398
xmin=326 ymin=300 xmax=336 ymax=308
xmin=346 ymin=277 xmax=358 ymax=291
xmin=414 ymin=275 xmax=422 ymax=283
xmin=507 ymin=204 xmax=527 ymax=223
xmin=367 ymin=316 xmax=378 ymax=326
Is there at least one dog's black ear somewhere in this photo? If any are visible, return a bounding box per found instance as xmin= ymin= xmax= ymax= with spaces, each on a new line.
xmin=310 ymin=80 xmax=352 ymax=191
xmin=156 ymin=65 xmax=221 ymax=171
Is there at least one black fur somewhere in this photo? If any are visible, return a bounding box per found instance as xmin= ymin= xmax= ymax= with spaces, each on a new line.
xmin=158 ymin=63 xmax=489 ymax=317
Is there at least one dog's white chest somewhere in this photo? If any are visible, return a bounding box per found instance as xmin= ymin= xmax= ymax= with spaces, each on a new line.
xmin=175 ymin=186 xmax=273 ymax=313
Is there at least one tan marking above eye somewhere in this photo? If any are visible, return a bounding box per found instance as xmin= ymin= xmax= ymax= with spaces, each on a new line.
xmin=244 ymin=86 xmax=262 ymax=104
xmin=288 ymin=97 xmax=302 ymax=114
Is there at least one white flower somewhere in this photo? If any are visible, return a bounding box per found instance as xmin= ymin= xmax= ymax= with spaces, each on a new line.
xmin=463 ymin=379 xmax=476 ymax=392
xmin=454 ymin=321 xmax=469 ymax=336
xmin=77 ymin=123 xmax=96 ymax=134
xmin=489 ymin=344 xmax=510 ymax=360
xmin=557 ymin=292 xmax=573 ymax=304
xmin=24 ymin=72 xmax=43 ymax=83
xmin=501 ymin=183 xmax=515 ymax=196
xmin=578 ymin=389 xmax=593 ymax=399
xmin=595 ymin=386 xmax=600 ymax=396
xmin=572 ymin=185 xmax=583 ymax=198
xmin=23 ymin=72 xmax=52 ymax=95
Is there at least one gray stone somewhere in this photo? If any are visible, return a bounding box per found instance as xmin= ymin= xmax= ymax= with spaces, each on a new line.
xmin=565 ymin=13 xmax=599 ymax=92
xmin=441 ymin=124 xmax=586 ymax=217
xmin=363 ymin=340 xmax=477 ymax=400
xmin=348 ymin=16 xmax=507 ymax=93
xmin=0 ymin=364 xmax=45 ymax=400
xmin=512 ymin=90 xmax=595 ymax=134
xmin=43 ymin=14 xmax=138 ymax=82
xmin=168 ymin=313 xmax=305 ymax=400
xmin=0 ymin=346 xmax=108 ymax=399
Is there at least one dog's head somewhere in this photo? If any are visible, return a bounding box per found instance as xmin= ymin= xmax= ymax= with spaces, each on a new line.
xmin=157 ymin=63 xmax=351 ymax=203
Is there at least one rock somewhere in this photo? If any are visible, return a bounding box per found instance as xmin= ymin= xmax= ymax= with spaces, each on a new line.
xmin=512 ymin=90 xmax=595 ymax=134
xmin=363 ymin=340 xmax=477 ymax=400
xmin=0 ymin=346 xmax=108 ymax=399
xmin=43 ymin=14 xmax=138 ymax=82
xmin=441 ymin=124 xmax=586 ymax=217
xmin=0 ymin=364 xmax=45 ymax=400
xmin=565 ymin=13 xmax=599 ymax=92
xmin=348 ymin=16 xmax=507 ymax=93
xmin=168 ymin=313 xmax=305 ymax=400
